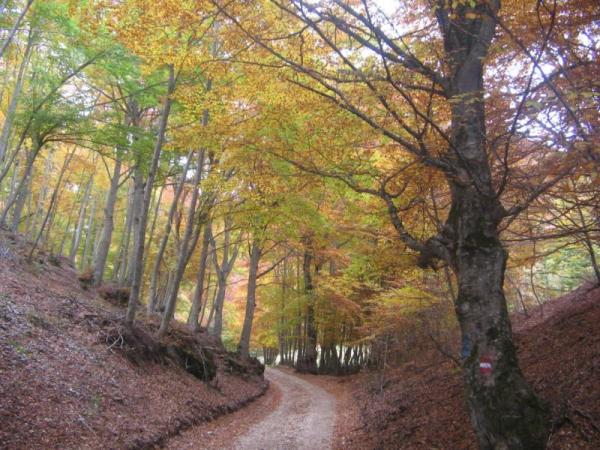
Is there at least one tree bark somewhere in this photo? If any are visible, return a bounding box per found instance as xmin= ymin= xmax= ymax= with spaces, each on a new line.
xmin=296 ymin=248 xmax=317 ymax=373
xmin=0 ymin=26 xmax=34 ymax=164
xmin=92 ymin=156 xmax=121 ymax=285
xmin=114 ymin=181 xmax=134 ymax=282
xmin=126 ymin=64 xmax=176 ymax=324
xmin=2 ymin=137 xmax=42 ymax=231
xmin=27 ymin=148 xmax=75 ymax=260
xmin=434 ymin=3 xmax=549 ymax=447
xmin=209 ymin=215 xmax=239 ymax=339
xmin=238 ymin=239 xmax=262 ymax=358
xmin=80 ymin=194 xmax=97 ymax=270
xmin=157 ymin=149 xmax=206 ymax=338
xmin=187 ymin=219 xmax=212 ymax=331
xmin=125 ymin=163 xmax=145 ymax=284
xmin=69 ymin=175 xmax=93 ymax=262
xmin=147 ymin=151 xmax=193 ymax=313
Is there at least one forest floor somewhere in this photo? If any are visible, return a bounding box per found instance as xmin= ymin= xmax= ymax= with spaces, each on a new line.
xmin=0 ymin=230 xmax=267 ymax=449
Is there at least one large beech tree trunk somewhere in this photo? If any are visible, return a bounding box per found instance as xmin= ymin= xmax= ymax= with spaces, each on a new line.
xmin=437 ymin=3 xmax=549 ymax=446
xmin=450 ymin=185 xmax=547 ymax=449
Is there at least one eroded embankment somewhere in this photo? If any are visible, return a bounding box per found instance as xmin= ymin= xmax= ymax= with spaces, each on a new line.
xmin=0 ymin=230 xmax=267 ymax=449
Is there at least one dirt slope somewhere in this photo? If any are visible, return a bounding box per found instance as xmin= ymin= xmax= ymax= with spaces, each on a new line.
xmin=0 ymin=231 xmax=267 ymax=449
xmin=344 ymin=285 xmax=600 ymax=449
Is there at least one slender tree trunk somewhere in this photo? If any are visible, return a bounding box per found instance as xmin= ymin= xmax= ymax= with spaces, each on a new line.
xmin=69 ymin=176 xmax=93 ymax=261
xmin=187 ymin=219 xmax=212 ymax=331
xmin=0 ymin=27 xmax=34 ymax=164
xmin=238 ymin=240 xmax=262 ymax=358
xmin=198 ymin=271 xmax=213 ymax=327
xmin=205 ymin=277 xmax=218 ymax=332
xmin=1 ymin=137 xmax=42 ymax=229
xmin=28 ymin=148 xmax=75 ymax=260
xmin=58 ymin=211 xmax=74 ymax=255
xmin=147 ymin=151 xmax=193 ymax=313
xmin=0 ymin=0 xmax=35 ymax=61
xmin=142 ymin=182 xmax=165 ymax=273
xmin=209 ymin=216 xmax=239 ymax=339
xmin=212 ymin=274 xmax=227 ymax=337
xmin=125 ymin=163 xmax=144 ymax=284
xmin=92 ymin=157 xmax=122 ymax=285
xmin=296 ymin=249 xmax=317 ymax=373
xmin=126 ymin=65 xmax=176 ymax=324
xmin=157 ymin=149 xmax=206 ymax=338
xmin=80 ymin=195 xmax=97 ymax=270
xmin=114 ymin=182 xmax=134 ymax=282
xmin=29 ymin=150 xmax=54 ymax=239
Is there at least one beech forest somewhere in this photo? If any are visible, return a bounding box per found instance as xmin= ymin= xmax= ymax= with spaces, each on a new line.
xmin=0 ymin=1 xmax=598 ymax=449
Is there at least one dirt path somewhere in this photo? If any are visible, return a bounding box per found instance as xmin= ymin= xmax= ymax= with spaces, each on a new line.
xmin=232 ymin=367 xmax=336 ymax=450
xmin=167 ymin=367 xmax=338 ymax=449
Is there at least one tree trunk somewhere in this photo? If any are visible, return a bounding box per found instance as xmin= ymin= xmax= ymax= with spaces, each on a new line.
xmin=453 ymin=222 xmax=548 ymax=449
xmin=28 ymin=148 xmax=75 ymax=260
xmin=1 ymin=136 xmax=42 ymax=230
xmin=0 ymin=0 xmax=34 ymax=61
xmin=209 ymin=215 xmax=239 ymax=339
xmin=147 ymin=151 xmax=193 ymax=313
xmin=157 ymin=149 xmax=205 ymax=338
xmin=125 ymin=163 xmax=145 ymax=284
xmin=187 ymin=219 xmax=212 ymax=331
xmin=142 ymin=182 xmax=164 ymax=269
xmin=0 ymin=27 xmax=34 ymax=164
xmin=80 ymin=194 xmax=97 ymax=270
xmin=238 ymin=240 xmax=262 ymax=358
xmin=126 ymin=64 xmax=176 ymax=324
xmin=114 ymin=181 xmax=134 ymax=282
xmin=69 ymin=176 xmax=93 ymax=261
xmin=92 ymin=157 xmax=121 ymax=285
xmin=296 ymin=249 xmax=317 ymax=373
xmin=420 ymin=4 xmax=551 ymax=447
xmin=445 ymin=38 xmax=548 ymax=450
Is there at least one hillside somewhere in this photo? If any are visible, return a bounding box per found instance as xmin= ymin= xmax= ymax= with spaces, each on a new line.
xmin=0 ymin=231 xmax=266 ymax=449
xmin=342 ymin=284 xmax=600 ymax=449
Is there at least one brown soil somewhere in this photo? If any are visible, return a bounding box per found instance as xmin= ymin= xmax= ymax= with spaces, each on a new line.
xmin=343 ymin=284 xmax=600 ymax=449
xmin=0 ymin=230 xmax=267 ymax=449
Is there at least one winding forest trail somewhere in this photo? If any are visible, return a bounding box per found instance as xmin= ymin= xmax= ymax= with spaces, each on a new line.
xmin=167 ymin=367 xmax=338 ymax=449
xmin=233 ymin=368 xmax=337 ymax=449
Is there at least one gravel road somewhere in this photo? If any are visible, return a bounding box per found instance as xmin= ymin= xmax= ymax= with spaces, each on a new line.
xmin=166 ymin=367 xmax=338 ymax=450
xmin=231 ymin=367 xmax=336 ymax=450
